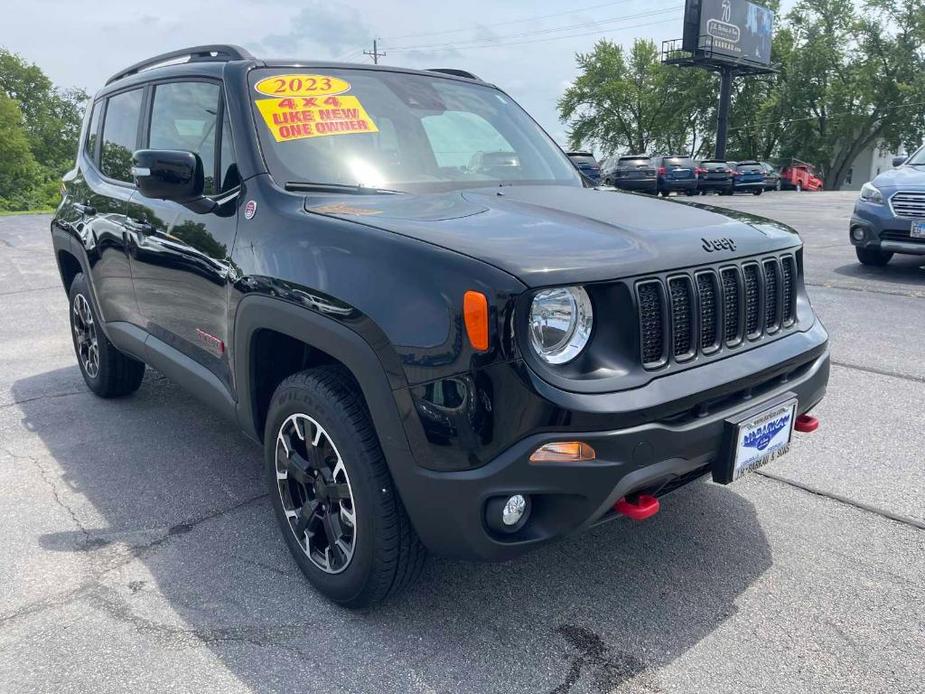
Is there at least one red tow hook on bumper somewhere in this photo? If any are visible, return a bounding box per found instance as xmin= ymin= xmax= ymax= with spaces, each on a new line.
xmin=794 ymin=414 xmax=820 ymax=433
xmin=615 ymin=494 xmax=660 ymax=521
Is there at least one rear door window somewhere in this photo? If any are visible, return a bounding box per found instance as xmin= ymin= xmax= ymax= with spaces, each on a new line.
xmin=148 ymin=81 xmax=221 ymax=194
xmin=100 ymin=88 xmax=144 ymax=182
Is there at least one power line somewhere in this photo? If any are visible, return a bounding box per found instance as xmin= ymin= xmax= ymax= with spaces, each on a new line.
xmin=388 ymin=7 xmax=683 ymax=53
xmin=381 ymin=0 xmax=632 ymax=42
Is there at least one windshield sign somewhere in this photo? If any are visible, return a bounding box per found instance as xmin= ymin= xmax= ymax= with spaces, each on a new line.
xmin=250 ymin=69 xmax=580 ymax=193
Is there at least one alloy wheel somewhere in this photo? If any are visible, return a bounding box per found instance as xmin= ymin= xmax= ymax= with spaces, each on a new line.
xmin=275 ymin=413 xmax=357 ymax=574
xmin=73 ymin=293 xmax=100 ymax=378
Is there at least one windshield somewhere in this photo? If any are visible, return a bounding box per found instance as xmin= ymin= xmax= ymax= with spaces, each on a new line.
xmin=249 ymin=68 xmax=580 ymax=193
xmin=906 ymin=146 xmax=925 ymax=165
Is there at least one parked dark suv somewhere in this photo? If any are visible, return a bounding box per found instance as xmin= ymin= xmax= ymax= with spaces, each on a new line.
xmin=697 ymin=159 xmax=735 ymax=195
xmin=606 ymin=154 xmax=658 ymax=194
xmin=653 ymin=155 xmax=698 ymax=197
xmin=52 ymin=45 xmax=829 ymax=607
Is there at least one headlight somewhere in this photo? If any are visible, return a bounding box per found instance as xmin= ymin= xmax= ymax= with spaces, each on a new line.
xmin=528 ymin=286 xmax=593 ymax=364
xmin=860 ymin=182 xmax=884 ymax=204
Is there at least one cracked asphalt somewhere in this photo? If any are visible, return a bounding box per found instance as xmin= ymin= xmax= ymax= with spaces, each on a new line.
xmin=1 ymin=191 xmax=923 ymax=693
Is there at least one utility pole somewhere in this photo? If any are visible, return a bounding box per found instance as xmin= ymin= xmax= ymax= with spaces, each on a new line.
xmin=715 ymin=65 xmax=735 ymax=159
xmin=363 ymin=39 xmax=385 ymax=65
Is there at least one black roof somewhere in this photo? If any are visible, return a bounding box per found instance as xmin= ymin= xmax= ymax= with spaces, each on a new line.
xmin=103 ymin=44 xmax=491 ymax=93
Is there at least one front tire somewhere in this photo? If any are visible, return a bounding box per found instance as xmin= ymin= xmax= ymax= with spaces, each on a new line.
xmin=68 ymin=273 xmax=144 ymax=397
xmin=753 ymin=188 xmax=763 ymax=196
xmin=265 ymin=367 xmax=426 ymax=607
xmin=795 ymin=182 xmax=803 ymax=192
xmin=855 ymin=247 xmax=893 ymax=266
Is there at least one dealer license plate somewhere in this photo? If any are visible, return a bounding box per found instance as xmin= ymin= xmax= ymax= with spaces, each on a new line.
xmin=911 ymin=221 xmax=925 ymax=239
xmin=716 ymin=399 xmax=797 ymax=484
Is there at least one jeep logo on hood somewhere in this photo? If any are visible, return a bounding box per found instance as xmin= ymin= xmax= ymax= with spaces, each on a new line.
xmin=702 ymin=237 xmax=737 ymax=253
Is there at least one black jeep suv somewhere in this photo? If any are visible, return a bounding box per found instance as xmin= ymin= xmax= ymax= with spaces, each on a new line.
xmin=52 ymin=46 xmax=829 ymax=607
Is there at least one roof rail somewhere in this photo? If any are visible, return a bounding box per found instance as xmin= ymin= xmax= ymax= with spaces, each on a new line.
xmin=106 ymin=45 xmax=255 ymax=85
xmin=427 ymin=68 xmax=481 ymax=81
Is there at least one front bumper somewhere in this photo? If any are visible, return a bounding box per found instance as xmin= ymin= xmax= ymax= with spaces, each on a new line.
xmin=851 ymin=203 xmax=925 ymax=256
xmin=394 ymin=323 xmax=829 ymax=561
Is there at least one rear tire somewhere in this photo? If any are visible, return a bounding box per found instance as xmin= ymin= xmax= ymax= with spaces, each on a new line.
xmin=660 ymin=190 xmax=669 ymax=197
xmin=753 ymin=189 xmax=763 ymax=196
xmin=265 ymin=366 xmax=426 ymax=608
xmin=795 ymin=183 xmax=803 ymax=192
xmin=68 ymin=273 xmax=144 ymax=398
xmin=855 ymin=247 xmax=893 ymax=266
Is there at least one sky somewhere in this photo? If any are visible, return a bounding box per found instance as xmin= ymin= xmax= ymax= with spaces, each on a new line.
xmin=2 ymin=0 xmax=794 ymax=150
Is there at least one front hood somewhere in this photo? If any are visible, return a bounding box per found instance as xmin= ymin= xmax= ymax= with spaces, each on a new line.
xmin=305 ymin=185 xmax=800 ymax=286
xmin=872 ymin=165 xmax=925 ymax=192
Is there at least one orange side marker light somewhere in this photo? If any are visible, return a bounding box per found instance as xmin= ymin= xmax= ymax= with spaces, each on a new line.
xmin=463 ymin=291 xmax=490 ymax=351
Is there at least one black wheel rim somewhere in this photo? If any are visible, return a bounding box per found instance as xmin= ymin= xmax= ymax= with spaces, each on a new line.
xmin=275 ymin=413 xmax=357 ymax=574
xmin=73 ymin=294 xmax=100 ymax=378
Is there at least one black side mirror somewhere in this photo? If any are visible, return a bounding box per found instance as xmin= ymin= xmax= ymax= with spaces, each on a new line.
xmin=132 ymin=149 xmax=215 ymax=213
xmin=892 ymin=155 xmax=907 ymax=167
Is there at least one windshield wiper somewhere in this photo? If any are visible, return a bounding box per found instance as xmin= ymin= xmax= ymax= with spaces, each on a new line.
xmin=285 ymin=181 xmax=403 ymax=195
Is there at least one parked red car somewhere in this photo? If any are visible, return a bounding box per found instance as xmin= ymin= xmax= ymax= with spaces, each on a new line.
xmin=779 ymin=159 xmax=824 ymax=191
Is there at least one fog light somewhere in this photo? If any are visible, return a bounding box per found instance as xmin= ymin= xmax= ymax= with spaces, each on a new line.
xmin=485 ymin=494 xmax=531 ymax=533
xmin=851 ymin=227 xmax=865 ymax=241
xmin=502 ymin=495 xmax=527 ymax=526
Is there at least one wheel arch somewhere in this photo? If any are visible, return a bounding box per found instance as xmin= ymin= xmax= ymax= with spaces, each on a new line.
xmin=233 ymin=295 xmax=422 ymax=470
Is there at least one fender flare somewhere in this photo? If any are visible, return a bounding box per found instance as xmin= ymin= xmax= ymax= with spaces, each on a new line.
xmin=232 ymin=294 xmax=422 ymax=471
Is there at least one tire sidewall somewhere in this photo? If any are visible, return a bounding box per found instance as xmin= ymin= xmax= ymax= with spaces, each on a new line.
xmin=264 ymin=381 xmax=381 ymax=604
xmin=68 ymin=274 xmax=102 ymax=389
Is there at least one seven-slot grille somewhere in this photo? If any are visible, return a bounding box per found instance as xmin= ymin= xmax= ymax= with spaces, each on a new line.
xmin=890 ymin=191 xmax=925 ymax=219
xmin=636 ymin=254 xmax=798 ymax=369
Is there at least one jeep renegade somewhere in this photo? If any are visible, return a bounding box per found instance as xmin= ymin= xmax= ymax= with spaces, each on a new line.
xmin=52 ymin=45 xmax=829 ymax=607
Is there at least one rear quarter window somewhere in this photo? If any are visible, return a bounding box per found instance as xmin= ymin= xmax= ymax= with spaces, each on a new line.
xmin=84 ymin=101 xmax=102 ymax=165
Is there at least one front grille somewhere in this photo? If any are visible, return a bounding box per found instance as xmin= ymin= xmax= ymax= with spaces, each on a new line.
xmin=763 ymin=259 xmax=780 ymax=333
xmin=635 ymin=253 xmax=799 ymax=369
xmin=721 ymin=268 xmax=740 ymax=344
xmin=881 ymin=229 xmax=925 ymax=244
xmin=637 ymin=281 xmax=665 ymax=366
xmin=668 ymin=277 xmax=694 ymax=358
xmin=696 ymin=272 xmax=719 ymax=352
xmin=743 ymin=263 xmax=761 ymax=337
xmin=781 ymin=256 xmax=796 ymax=325
xmin=890 ymin=191 xmax=925 ymax=219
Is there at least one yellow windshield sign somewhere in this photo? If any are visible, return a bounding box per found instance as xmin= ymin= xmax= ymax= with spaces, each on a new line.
xmin=255 ymin=95 xmax=379 ymax=142
xmin=254 ymin=74 xmax=351 ymax=98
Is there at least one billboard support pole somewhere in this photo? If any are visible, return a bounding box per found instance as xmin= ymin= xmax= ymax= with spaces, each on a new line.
xmin=716 ymin=65 xmax=734 ymax=159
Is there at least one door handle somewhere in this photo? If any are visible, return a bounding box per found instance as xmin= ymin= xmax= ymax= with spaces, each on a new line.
xmin=74 ymin=202 xmax=96 ymax=216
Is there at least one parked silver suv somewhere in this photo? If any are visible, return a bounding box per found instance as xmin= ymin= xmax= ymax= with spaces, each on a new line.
xmin=850 ymin=146 xmax=925 ymax=265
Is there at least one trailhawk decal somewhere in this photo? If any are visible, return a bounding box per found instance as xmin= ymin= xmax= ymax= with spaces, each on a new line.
xmin=254 ymin=74 xmax=378 ymax=143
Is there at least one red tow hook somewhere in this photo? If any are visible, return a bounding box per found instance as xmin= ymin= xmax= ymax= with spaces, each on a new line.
xmin=615 ymin=494 xmax=660 ymax=521
xmin=794 ymin=414 xmax=820 ymax=433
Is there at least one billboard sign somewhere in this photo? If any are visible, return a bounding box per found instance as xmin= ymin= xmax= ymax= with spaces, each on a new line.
xmin=682 ymin=0 xmax=774 ymax=66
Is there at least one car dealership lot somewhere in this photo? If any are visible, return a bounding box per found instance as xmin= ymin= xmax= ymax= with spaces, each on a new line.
xmin=0 ymin=193 xmax=923 ymax=693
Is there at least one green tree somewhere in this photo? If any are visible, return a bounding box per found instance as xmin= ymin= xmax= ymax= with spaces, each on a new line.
xmin=558 ymin=38 xmax=715 ymax=157
xmin=0 ymin=92 xmax=43 ymax=210
xmin=774 ymin=0 xmax=925 ymax=188
xmin=0 ymin=48 xmax=88 ymax=181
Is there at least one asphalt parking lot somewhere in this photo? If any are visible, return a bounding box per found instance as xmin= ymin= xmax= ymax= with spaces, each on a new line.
xmin=1 ymin=191 xmax=923 ymax=693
